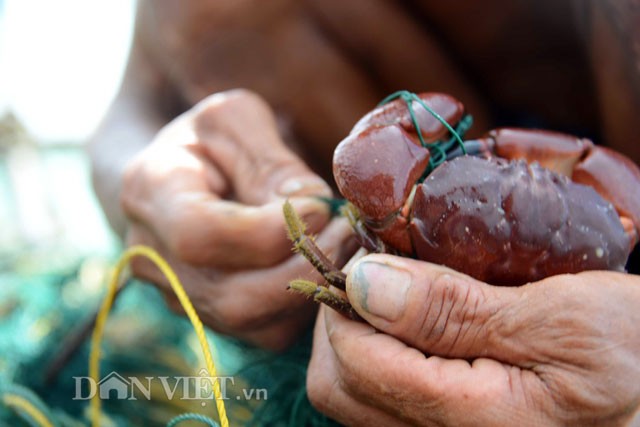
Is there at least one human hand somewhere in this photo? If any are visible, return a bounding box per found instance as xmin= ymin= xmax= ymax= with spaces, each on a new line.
xmin=307 ymin=254 xmax=640 ymax=426
xmin=121 ymin=89 xmax=355 ymax=350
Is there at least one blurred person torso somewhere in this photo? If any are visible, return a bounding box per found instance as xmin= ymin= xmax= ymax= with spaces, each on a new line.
xmin=134 ymin=0 xmax=639 ymax=176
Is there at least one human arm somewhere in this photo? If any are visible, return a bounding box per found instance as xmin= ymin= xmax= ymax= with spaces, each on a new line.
xmin=87 ymin=14 xmax=181 ymax=236
xmin=87 ymin=6 xmax=356 ymax=351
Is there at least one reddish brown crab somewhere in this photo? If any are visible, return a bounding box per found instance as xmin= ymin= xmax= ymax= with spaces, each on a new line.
xmin=284 ymin=91 xmax=640 ymax=319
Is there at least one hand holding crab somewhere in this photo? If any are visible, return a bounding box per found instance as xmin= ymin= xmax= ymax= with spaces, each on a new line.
xmin=285 ymin=91 xmax=640 ymax=316
xmin=307 ymin=258 xmax=640 ymax=426
xmin=289 ymin=91 xmax=640 ymax=425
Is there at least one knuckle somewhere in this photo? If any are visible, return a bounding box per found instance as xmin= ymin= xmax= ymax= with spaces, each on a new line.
xmin=195 ymin=88 xmax=269 ymax=122
xmin=449 ymin=283 xmax=480 ymax=338
xmin=222 ymin=88 xmax=265 ymax=106
xmin=418 ymin=276 xmax=452 ymax=345
xmin=418 ymin=274 xmax=485 ymax=351
xmin=219 ymin=88 xmax=268 ymax=111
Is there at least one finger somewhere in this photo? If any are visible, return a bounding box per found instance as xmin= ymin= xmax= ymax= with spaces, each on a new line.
xmin=127 ymin=221 xmax=316 ymax=350
xmin=123 ymin=148 xmax=331 ymax=268
xmin=306 ymin=308 xmax=415 ymax=427
xmin=177 ymin=218 xmax=356 ymax=331
xmin=126 ymin=223 xmax=194 ymax=315
xmin=126 ymin=222 xmax=173 ymax=288
xmin=232 ymin=309 xmax=319 ymax=352
xmin=324 ymin=307 xmax=552 ymax=426
xmin=121 ymin=119 xmax=228 ymax=208
xmin=126 ymin=221 xmax=315 ymax=350
xmin=191 ymin=89 xmax=333 ymax=204
xmin=345 ymin=253 xmax=640 ymax=379
xmin=158 ymin=196 xmax=331 ymax=269
xmin=122 ymin=96 xmax=333 ymax=269
xmin=345 ymin=254 xmax=525 ymax=362
xmin=128 ymin=217 xmax=357 ymax=349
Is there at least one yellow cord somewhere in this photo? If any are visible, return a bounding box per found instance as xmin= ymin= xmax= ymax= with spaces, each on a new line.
xmin=89 ymin=245 xmax=229 ymax=427
xmin=2 ymin=395 xmax=55 ymax=427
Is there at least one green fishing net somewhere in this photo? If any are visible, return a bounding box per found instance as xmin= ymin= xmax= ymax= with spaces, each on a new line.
xmin=0 ymin=142 xmax=336 ymax=427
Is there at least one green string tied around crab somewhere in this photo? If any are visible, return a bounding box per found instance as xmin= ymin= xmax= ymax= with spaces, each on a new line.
xmin=379 ymin=90 xmax=473 ymax=177
xmin=319 ymin=90 xmax=474 ymax=214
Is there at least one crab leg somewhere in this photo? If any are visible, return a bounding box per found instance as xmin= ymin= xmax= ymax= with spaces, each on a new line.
xmin=283 ymin=200 xmax=366 ymax=319
xmin=288 ymin=279 xmax=361 ymax=321
xmin=283 ymin=200 xmax=346 ymax=290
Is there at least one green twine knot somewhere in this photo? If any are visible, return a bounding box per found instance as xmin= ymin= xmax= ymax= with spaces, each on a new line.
xmin=379 ymin=90 xmax=472 ymax=175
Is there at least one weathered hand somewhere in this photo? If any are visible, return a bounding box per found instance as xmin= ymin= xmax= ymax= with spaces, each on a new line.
xmin=308 ymin=254 xmax=640 ymax=426
xmin=121 ymin=89 xmax=355 ymax=350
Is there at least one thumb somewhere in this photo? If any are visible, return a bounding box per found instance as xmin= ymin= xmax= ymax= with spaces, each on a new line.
xmin=346 ymin=253 xmax=522 ymax=360
xmin=191 ymin=89 xmax=332 ymax=205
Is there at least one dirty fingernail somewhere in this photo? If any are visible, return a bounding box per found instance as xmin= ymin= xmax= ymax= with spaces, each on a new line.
xmin=347 ymin=260 xmax=411 ymax=322
xmin=278 ymin=176 xmax=332 ymax=197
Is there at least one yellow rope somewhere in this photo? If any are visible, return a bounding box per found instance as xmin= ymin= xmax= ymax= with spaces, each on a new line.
xmin=89 ymin=245 xmax=229 ymax=427
xmin=2 ymin=395 xmax=55 ymax=427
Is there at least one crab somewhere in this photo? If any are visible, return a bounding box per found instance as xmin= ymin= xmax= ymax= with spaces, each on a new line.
xmin=284 ymin=90 xmax=640 ymax=319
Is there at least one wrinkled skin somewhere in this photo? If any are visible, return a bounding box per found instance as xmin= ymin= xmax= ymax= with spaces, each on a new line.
xmin=117 ymin=90 xmax=357 ymax=351
xmin=88 ymin=0 xmax=640 ymax=425
xmin=308 ymin=256 xmax=640 ymax=426
xmin=90 ymin=2 xmax=640 ymax=343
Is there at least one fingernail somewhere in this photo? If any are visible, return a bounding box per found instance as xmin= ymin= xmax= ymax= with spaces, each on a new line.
xmin=278 ymin=176 xmax=332 ymax=198
xmin=290 ymin=197 xmax=331 ymax=230
xmin=348 ymin=260 xmax=411 ymax=322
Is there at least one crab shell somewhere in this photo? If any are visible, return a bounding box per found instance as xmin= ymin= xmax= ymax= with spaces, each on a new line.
xmin=333 ymin=93 xmax=640 ymax=286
